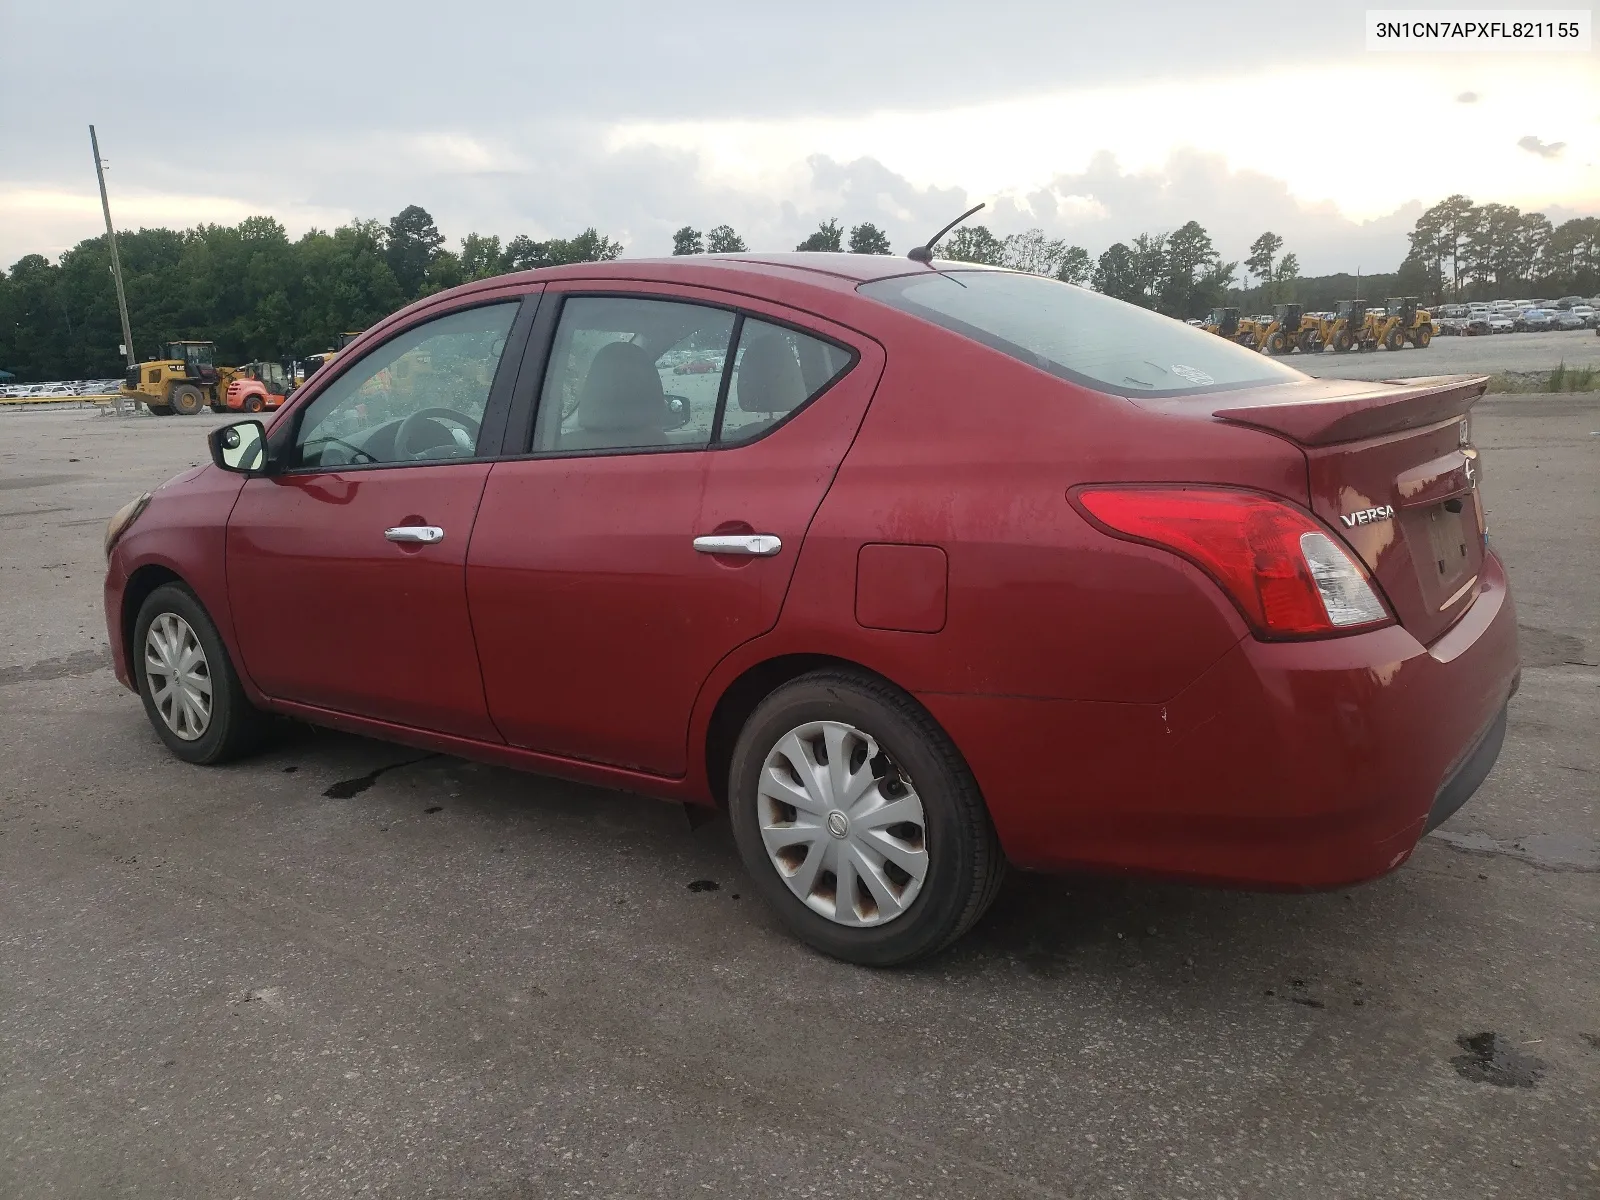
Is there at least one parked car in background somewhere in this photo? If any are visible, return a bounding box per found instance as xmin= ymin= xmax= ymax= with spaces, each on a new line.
xmin=1554 ymin=296 xmax=1585 ymax=310
xmin=1569 ymin=306 xmax=1596 ymax=328
xmin=1521 ymin=308 xmax=1555 ymax=331
xmin=1463 ymin=313 xmax=1492 ymax=336
xmin=99 ymin=252 xmax=1520 ymax=964
xmin=1551 ymin=309 xmax=1589 ymax=331
xmin=1487 ymin=313 xmax=1514 ymax=333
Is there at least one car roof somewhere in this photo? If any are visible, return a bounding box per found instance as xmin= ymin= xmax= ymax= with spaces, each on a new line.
xmin=449 ymin=252 xmax=1001 ymax=301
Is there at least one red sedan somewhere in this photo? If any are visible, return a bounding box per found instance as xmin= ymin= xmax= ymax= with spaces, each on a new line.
xmin=101 ymin=254 xmax=1519 ymax=965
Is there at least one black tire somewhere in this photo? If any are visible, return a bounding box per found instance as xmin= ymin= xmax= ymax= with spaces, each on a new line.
xmin=244 ymin=393 xmax=264 ymax=413
xmin=1265 ymin=332 xmax=1287 ymax=355
xmin=1297 ymin=331 xmax=1320 ymax=354
xmin=728 ymin=669 xmax=1005 ymax=966
xmin=1414 ymin=328 xmax=1432 ymax=348
xmin=1333 ymin=331 xmax=1353 ymax=352
xmin=133 ymin=583 xmax=271 ymax=765
xmin=1384 ymin=328 xmax=1405 ymax=351
xmin=170 ymin=383 xmax=205 ymax=416
xmin=146 ymin=402 xmax=174 ymax=416
xmin=209 ymin=401 xmax=226 ymax=413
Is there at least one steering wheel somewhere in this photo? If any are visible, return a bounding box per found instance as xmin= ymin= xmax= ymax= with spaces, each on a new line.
xmin=393 ymin=407 xmax=481 ymax=459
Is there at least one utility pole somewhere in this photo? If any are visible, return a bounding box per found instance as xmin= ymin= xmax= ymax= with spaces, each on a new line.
xmin=90 ymin=125 xmax=136 ymax=370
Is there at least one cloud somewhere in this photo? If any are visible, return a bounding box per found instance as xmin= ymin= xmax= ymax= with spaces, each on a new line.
xmin=1456 ymin=91 xmax=1479 ymax=103
xmin=1517 ymin=136 xmax=1566 ymax=159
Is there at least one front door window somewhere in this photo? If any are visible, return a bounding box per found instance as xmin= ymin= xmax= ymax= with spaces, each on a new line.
xmin=292 ymin=303 xmax=519 ymax=469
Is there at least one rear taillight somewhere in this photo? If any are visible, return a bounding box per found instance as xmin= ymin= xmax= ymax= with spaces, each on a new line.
xmin=1073 ymin=486 xmax=1392 ymax=639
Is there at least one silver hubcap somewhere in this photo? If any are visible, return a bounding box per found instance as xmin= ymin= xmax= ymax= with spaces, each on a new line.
xmin=144 ymin=612 xmax=212 ymax=741
xmin=758 ymin=721 xmax=929 ymax=927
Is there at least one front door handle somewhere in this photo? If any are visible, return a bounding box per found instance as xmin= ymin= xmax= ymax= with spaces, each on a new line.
xmin=385 ymin=525 xmax=445 ymax=545
xmin=693 ymin=534 xmax=782 ymax=557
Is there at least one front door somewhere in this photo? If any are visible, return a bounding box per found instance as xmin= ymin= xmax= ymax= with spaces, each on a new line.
xmin=467 ymin=289 xmax=881 ymax=775
xmin=227 ymin=299 xmax=527 ymax=739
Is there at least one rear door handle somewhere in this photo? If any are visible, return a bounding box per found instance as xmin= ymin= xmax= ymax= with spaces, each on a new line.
xmin=693 ymin=534 xmax=782 ymax=557
xmin=385 ymin=525 xmax=445 ymax=544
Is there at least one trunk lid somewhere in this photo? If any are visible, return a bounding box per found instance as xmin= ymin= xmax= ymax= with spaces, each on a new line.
xmin=1206 ymin=374 xmax=1490 ymax=646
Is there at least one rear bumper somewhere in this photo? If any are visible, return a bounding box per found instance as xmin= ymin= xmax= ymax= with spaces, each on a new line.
xmin=923 ymin=551 xmax=1519 ymax=889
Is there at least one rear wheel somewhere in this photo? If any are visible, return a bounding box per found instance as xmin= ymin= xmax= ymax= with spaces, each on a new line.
xmin=1414 ymin=328 xmax=1432 ymax=348
xmin=244 ymin=393 xmax=264 ymax=412
xmin=170 ymin=383 xmax=205 ymax=415
xmin=133 ymin=583 xmax=271 ymax=765
xmin=728 ymin=670 xmax=1005 ymax=966
xmin=1297 ymin=331 xmax=1320 ymax=354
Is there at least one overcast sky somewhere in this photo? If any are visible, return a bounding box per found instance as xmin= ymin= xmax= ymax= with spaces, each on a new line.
xmin=3 ymin=1 xmax=1596 ymax=274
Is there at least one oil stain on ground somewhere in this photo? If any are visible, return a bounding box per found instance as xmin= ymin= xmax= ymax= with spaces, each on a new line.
xmin=1451 ymin=1032 xmax=1546 ymax=1087
xmin=1517 ymin=624 xmax=1588 ymax=668
xmin=323 ymin=754 xmax=439 ymax=799
xmin=0 ymin=648 xmax=109 ymax=686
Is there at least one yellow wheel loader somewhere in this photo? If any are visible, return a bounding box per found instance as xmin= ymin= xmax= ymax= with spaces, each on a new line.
xmin=1257 ymin=304 xmax=1316 ymax=355
xmin=1379 ymin=297 xmax=1433 ymax=349
xmin=120 ymin=341 xmax=243 ymax=415
xmin=1203 ymin=307 xmax=1262 ymax=349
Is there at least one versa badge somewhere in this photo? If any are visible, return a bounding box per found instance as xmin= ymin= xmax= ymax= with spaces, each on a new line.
xmin=1340 ymin=505 xmax=1395 ymax=527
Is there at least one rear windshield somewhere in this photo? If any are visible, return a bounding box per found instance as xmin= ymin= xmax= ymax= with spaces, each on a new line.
xmin=860 ymin=269 xmax=1304 ymax=397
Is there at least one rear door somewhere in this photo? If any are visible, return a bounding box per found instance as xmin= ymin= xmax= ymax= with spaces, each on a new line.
xmin=466 ymin=285 xmax=882 ymax=775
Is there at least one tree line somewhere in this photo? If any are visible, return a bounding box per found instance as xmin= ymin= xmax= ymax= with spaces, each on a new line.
xmin=4 ymin=196 xmax=1596 ymax=382
xmin=0 ymin=205 xmax=627 ymax=382
xmin=1396 ymin=195 xmax=1600 ymax=300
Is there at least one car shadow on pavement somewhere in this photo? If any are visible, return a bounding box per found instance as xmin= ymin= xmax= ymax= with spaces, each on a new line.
xmin=262 ymin=720 xmax=1442 ymax=1007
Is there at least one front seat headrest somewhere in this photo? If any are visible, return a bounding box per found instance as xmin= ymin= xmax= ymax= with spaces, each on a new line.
xmin=576 ymin=341 xmax=667 ymax=432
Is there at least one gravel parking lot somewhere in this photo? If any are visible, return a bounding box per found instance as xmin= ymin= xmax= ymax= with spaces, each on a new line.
xmin=2 ymin=401 xmax=1596 ymax=1198
xmin=1293 ymin=327 xmax=1600 ymax=381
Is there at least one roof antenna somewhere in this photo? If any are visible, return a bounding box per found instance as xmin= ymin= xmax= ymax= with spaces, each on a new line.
xmin=907 ymin=202 xmax=985 ymax=264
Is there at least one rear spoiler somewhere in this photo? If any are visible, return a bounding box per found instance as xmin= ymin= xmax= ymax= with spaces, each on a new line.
xmin=1213 ymin=375 xmax=1488 ymax=446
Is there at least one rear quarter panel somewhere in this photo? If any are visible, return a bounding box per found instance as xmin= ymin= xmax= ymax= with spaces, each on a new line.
xmin=770 ymin=305 xmax=1311 ymax=704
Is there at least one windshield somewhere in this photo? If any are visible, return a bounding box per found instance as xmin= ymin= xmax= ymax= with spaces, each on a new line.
xmin=859 ymin=269 xmax=1304 ymax=397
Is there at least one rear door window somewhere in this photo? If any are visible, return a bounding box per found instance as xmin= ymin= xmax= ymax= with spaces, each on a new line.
xmin=533 ymin=297 xmax=735 ymax=453
xmin=717 ymin=319 xmax=854 ymax=445
xmin=860 ymin=269 xmax=1304 ymax=397
xmin=531 ymin=297 xmax=855 ymax=454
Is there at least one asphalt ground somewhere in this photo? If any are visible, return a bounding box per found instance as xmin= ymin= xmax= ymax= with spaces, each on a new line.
xmin=1 ymin=399 xmax=1596 ymax=1199
xmin=1289 ymin=327 xmax=1599 ymax=381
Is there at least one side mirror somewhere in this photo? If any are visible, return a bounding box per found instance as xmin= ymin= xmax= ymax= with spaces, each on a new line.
xmin=209 ymin=419 xmax=269 ymax=474
xmin=664 ymin=394 xmax=691 ymax=430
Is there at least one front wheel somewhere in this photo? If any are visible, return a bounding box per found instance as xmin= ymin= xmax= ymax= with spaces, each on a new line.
xmin=133 ymin=583 xmax=271 ymax=764
xmin=1384 ymin=328 xmax=1406 ymax=351
xmin=728 ymin=670 xmax=1005 ymax=965
xmin=170 ymin=383 xmax=205 ymax=415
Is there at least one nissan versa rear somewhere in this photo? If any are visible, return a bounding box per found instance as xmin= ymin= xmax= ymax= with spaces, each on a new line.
xmin=102 ymin=253 xmax=1519 ymax=965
